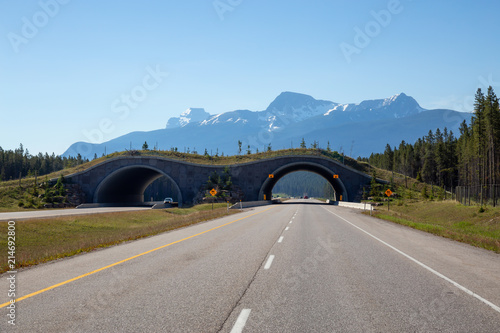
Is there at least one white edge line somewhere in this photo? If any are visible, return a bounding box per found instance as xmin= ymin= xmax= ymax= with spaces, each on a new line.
xmin=278 ymin=236 xmax=284 ymax=243
xmin=264 ymin=255 xmax=275 ymax=269
xmin=322 ymin=206 xmax=500 ymax=314
xmin=230 ymin=308 xmax=251 ymax=333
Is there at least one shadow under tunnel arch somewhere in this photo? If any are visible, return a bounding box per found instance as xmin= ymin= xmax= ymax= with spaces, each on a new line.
xmin=259 ymin=162 xmax=347 ymax=201
xmin=94 ymin=165 xmax=182 ymax=206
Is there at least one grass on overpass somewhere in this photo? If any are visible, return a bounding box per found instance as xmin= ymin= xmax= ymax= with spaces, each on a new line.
xmin=0 ymin=148 xmax=367 ymax=212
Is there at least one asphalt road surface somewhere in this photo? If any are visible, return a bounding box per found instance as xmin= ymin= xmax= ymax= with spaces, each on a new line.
xmin=1 ymin=199 xmax=499 ymax=332
xmin=0 ymin=207 xmax=151 ymax=222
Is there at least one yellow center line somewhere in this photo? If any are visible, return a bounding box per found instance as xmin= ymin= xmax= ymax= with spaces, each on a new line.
xmin=1 ymin=206 xmax=275 ymax=308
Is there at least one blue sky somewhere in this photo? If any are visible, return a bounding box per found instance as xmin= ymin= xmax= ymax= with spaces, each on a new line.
xmin=1 ymin=0 xmax=499 ymax=155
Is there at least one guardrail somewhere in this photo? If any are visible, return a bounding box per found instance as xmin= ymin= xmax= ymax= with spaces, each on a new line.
xmin=327 ymin=200 xmax=373 ymax=212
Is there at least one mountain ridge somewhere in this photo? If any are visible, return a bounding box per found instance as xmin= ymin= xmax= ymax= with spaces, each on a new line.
xmin=62 ymin=92 xmax=470 ymax=159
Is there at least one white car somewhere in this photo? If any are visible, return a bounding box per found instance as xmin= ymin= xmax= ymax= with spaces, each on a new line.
xmin=163 ymin=197 xmax=173 ymax=204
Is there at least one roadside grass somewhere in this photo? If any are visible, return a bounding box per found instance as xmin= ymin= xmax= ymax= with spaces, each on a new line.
xmin=369 ymin=200 xmax=500 ymax=253
xmin=0 ymin=203 xmax=236 ymax=274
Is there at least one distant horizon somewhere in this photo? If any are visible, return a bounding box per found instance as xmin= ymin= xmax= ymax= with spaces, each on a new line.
xmin=0 ymin=89 xmax=477 ymax=156
xmin=167 ymin=90 xmax=477 ymax=117
xmin=1 ymin=1 xmax=498 ymax=155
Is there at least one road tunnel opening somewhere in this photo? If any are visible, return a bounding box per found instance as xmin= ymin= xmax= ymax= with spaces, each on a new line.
xmin=143 ymin=176 xmax=180 ymax=203
xmin=259 ymin=162 xmax=347 ymax=202
xmin=94 ymin=165 xmax=182 ymax=206
xmin=272 ymin=171 xmax=335 ymax=200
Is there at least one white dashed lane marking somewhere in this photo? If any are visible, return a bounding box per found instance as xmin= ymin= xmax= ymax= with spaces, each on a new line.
xmin=230 ymin=309 xmax=251 ymax=333
xmin=264 ymin=255 xmax=275 ymax=269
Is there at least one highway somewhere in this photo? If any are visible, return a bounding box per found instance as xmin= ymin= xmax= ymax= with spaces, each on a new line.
xmin=1 ymin=199 xmax=499 ymax=332
xmin=0 ymin=206 xmax=151 ymax=222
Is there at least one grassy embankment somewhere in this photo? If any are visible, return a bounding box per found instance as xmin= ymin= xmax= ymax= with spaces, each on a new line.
xmin=0 ymin=203 xmax=236 ymax=274
xmin=362 ymin=165 xmax=500 ymax=253
xmin=370 ymin=201 xmax=500 ymax=253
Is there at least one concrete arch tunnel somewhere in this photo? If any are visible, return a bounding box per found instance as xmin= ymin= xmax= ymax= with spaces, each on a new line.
xmin=94 ymin=165 xmax=183 ymax=205
xmin=259 ymin=162 xmax=347 ymax=201
xmin=65 ymin=155 xmax=372 ymax=207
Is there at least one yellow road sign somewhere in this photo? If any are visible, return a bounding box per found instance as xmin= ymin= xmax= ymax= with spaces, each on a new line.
xmin=210 ymin=188 xmax=217 ymax=196
xmin=385 ymin=189 xmax=393 ymax=197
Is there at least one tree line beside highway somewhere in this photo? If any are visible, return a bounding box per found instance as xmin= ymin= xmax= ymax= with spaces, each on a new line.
xmin=0 ymin=145 xmax=89 ymax=181
xmin=363 ymin=87 xmax=500 ymax=190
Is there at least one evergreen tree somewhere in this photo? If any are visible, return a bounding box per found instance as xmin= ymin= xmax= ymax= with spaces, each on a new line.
xmin=472 ymin=88 xmax=487 ymax=186
xmin=300 ymin=138 xmax=306 ymax=148
xmin=421 ymin=185 xmax=428 ymax=199
xmin=369 ymin=170 xmax=380 ymax=199
xmin=55 ymin=175 xmax=65 ymax=196
xmin=206 ymin=171 xmax=220 ymax=190
xmin=366 ymin=89 xmax=500 ymax=200
xmin=221 ymin=166 xmax=233 ymax=190
xmin=484 ymin=86 xmax=500 ymax=185
xmin=0 ymin=144 xmax=89 ymax=182
xmin=383 ymin=144 xmax=394 ymax=171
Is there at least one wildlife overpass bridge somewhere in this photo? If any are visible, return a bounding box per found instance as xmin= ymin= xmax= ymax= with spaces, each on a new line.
xmin=65 ymin=155 xmax=373 ymax=207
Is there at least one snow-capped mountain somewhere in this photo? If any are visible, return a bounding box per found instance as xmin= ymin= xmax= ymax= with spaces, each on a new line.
xmin=267 ymin=92 xmax=335 ymax=114
xmin=317 ymin=92 xmax=427 ymax=127
xmin=263 ymin=92 xmax=337 ymax=128
xmin=62 ymin=92 xmax=470 ymax=159
xmin=201 ymin=110 xmax=258 ymax=126
xmin=324 ymin=93 xmax=424 ymax=119
xmin=164 ymin=92 xmax=423 ymax=131
xmin=166 ymin=108 xmax=211 ymax=129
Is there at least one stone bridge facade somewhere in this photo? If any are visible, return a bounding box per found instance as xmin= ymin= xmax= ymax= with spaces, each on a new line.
xmin=65 ymin=155 xmax=372 ymax=207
